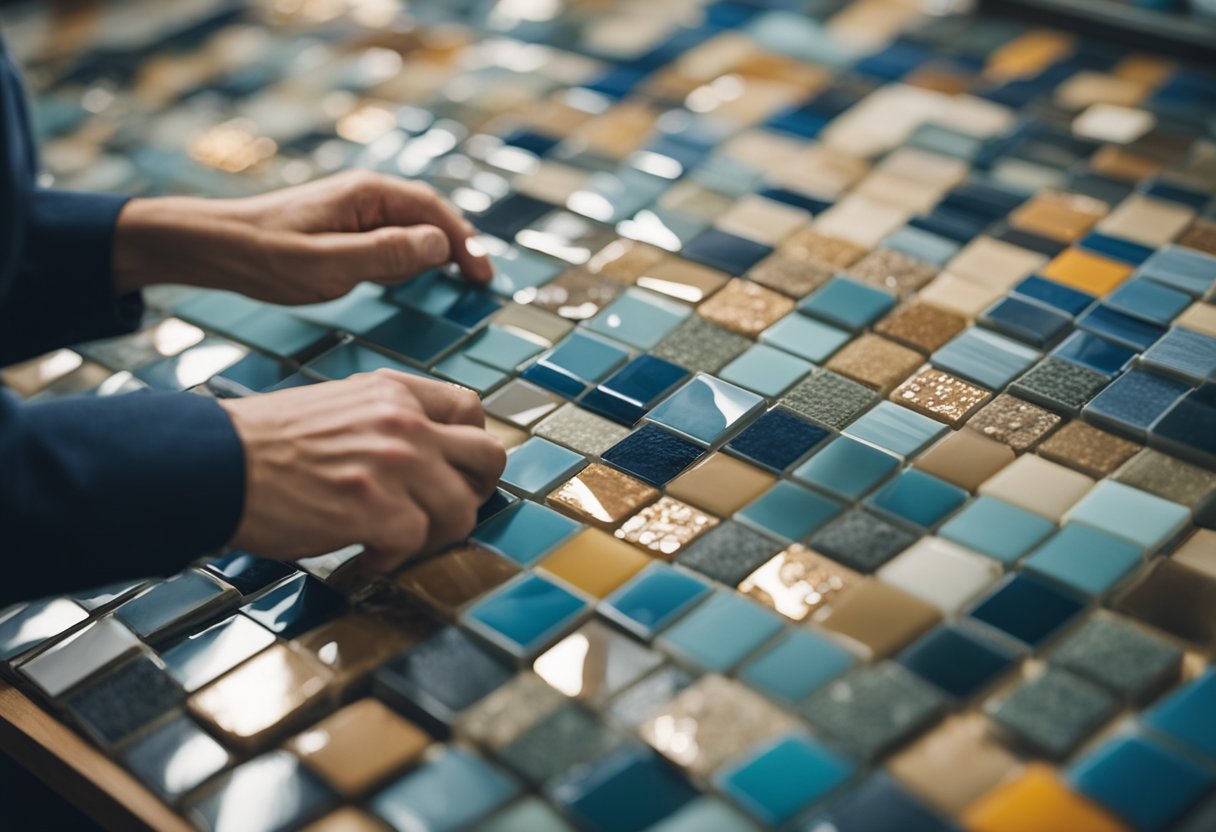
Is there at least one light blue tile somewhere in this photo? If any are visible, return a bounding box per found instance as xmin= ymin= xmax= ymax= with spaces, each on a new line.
xmin=931 ymin=327 xmax=1040 ymax=389
xmin=736 ymin=482 xmax=843 ymax=541
xmin=293 ymin=283 xmax=399 ymax=334
xmin=488 ymin=244 xmax=565 ymax=297
xmin=1139 ymin=245 xmax=1216 ymax=297
xmin=464 ymin=325 xmax=547 ymax=372
xmin=739 ymin=629 xmax=855 ymax=703
xmin=619 ymin=207 xmax=710 ymax=252
xmin=745 ymin=12 xmax=859 ymax=66
xmin=543 ymin=331 xmax=630 ymax=383
xmin=1140 ymin=327 xmax=1216 ymax=383
xmin=798 ymin=278 xmax=896 ymax=332
xmin=600 ymin=563 xmax=712 ymax=641
xmin=431 ymin=352 xmax=508 ymax=394
xmin=371 ymin=747 xmax=519 ymax=831
xmin=304 ymin=342 xmax=423 ymax=380
xmin=792 ymin=437 xmax=900 ymax=501
xmin=477 ymin=797 xmax=575 ymax=832
xmin=500 ymin=437 xmax=586 ymax=496
xmin=1064 ymin=480 xmax=1190 ymax=551
xmin=760 ymin=313 xmax=851 ymax=363
xmin=844 ymin=401 xmax=947 ymax=458
xmin=939 ymin=497 xmax=1055 ymax=564
xmin=719 ymin=344 xmax=813 ymax=397
xmin=714 ymin=734 xmax=855 ymax=826
xmin=1105 ymin=279 xmax=1191 ymax=326
xmin=882 ymin=226 xmax=960 ymax=267
xmin=472 ymin=500 xmax=583 ymax=566
xmin=1023 ymin=524 xmax=1144 ymax=596
xmin=867 ymin=469 xmax=967 ymax=529
xmin=586 ymin=288 xmax=690 ymax=350
xmin=464 ymin=574 xmax=588 ymax=660
xmin=659 ymin=592 xmax=784 ymax=672
xmin=569 ymin=167 xmax=670 ymax=223
xmin=645 ymin=797 xmax=760 ymax=832
xmin=648 ymin=374 xmax=764 ymax=445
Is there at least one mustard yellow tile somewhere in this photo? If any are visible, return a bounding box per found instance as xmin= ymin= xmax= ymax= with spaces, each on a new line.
xmin=1040 ymin=248 xmax=1133 ymax=295
xmin=539 ymin=528 xmax=651 ymax=598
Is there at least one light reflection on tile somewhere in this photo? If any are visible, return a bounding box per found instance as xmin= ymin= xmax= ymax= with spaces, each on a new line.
xmin=532 ymin=620 xmax=663 ymax=707
xmin=547 ymin=463 xmax=660 ymax=529
xmin=616 ymin=496 xmax=719 ymax=560
xmin=891 ymin=367 xmax=991 ymax=426
xmin=738 ymin=544 xmax=861 ymax=622
xmin=392 ymin=545 xmax=518 ymax=618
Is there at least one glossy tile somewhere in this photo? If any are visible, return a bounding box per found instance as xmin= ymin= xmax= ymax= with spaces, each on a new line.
xmin=979 ymin=454 xmax=1095 ymax=522
xmin=292 ymin=614 xmax=416 ymax=697
xmin=549 ymin=747 xmax=697 ymax=832
xmin=204 ymin=552 xmax=297 ymax=598
xmin=19 ymin=617 xmax=141 ymax=699
xmin=636 ymin=258 xmax=730 ymax=305
xmin=539 ymin=528 xmax=652 ymax=599
xmin=715 ymin=734 xmax=854 ymax=826
xmin=483 ymin=379 xmax=566 ymax=429
xmin=533 ymin=620 xmax=662 ymax=707
xmin=472 ymin=500 xmax=584 ymax=567
xmin=647 ymin=373 xmax=764 ymax=445
xmin=897 ymin=623 xmax=1017 ymax=701
xmin=186 ymin=751 xmax=334 ymax=832
xmin=844 ymin=401 xmax=947 ymax=458
xmin=931 ymin=327 xmax=1040 ymax=389
xmin=500 ymin=437 xmax=586 ymax=496
xmin=464 ymin=574 xmax=589 ymax=660
xmin=913 ymin=429 xmax=1015 ymax=492
xmin=967 ymin=573 xmax=1085 ymax=648
xmin=0 ymin=598 xmax=87 ymax=662
xmin=813 ymin=579 xmax=942 ymax=660
xmin=878 ymin=537 xmax=1001 ymax=613
xmin=122 ymin=713 xmax=232 ymax=802
xmin=659 ymin=592 xmax=784 ymax=673
xmin=371 ymin=747 xmax=518 ymax=832
xmin=615 ymin=496 xmax=719 ymax=560
xmin=586 ymin=288 xmax=690 ymax=350
xmin=938 ymin=496 xmax=1055 ymax=565
xmin=737 ymin=481 xmax=844 ymax=542
xmin=799 ymin=277 xmax=896 ymax=331
xmin=738 ymin=544 xmax=860 ymax=623
xmin=242 ymin=574 xmax=345 ymax=640
xmin=808 ymin=773 xmax=957 ymax=832
xmin=718 ymin=343 xmax=812 ymax=397
xmin=115 ymin=570 xmax=237 ymax=645
xmin=962 ymin=764 xmax=1126 ymax=832
xmin=759 ymin=312 xmax=852 ymax=363
xmin=161 ymin=614 xmax=276 ymax=693
xmin=393 ymin=545 xmax=518 ymax=618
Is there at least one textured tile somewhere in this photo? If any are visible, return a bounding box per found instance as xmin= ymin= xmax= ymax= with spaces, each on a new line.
xmin=498 ymin=703 xmax=627 ymax=784
xmin=615 ymin=496 xmax=719 ymax=560
xmin=533 ymin=404 xmax=630 ymax=457
xmin=780 ymin=370 xmax=876 ymax=430
xmin=1049 ymin=615 xmax=1182 ymax=701
xmin=676 ymin=522 xmax=784 ymax=587
xmin=808 ymin=510 xmax=918 ymax=573
xmin=967 ymin=393 xmax=1062 ymax=451
xmin=697 ymin=279 xmax=795 ymax=337
xmin=1037 ymin=421 xmax=1141 ymax=478
xmin=825 ymin=334 xmax=924 ymax=393
xmin=988 ymin=668 xmax=1118 ymax=759
xmin=874 ymin=300 xmax=967 ymax=354
xmin=1012 ymin=357 xmax=1109 ymax=415
xmin=651 ymin=316 xmax=751 ymax=374
xmin=891 ymin=368 xmax=991 ymax=426
xmin=748 ymin=253 xmax=835 ymax=298
xmin=847 ymin=248 xmax=938 ymax=297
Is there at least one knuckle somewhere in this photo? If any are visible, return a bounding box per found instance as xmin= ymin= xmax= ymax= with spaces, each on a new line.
xmin=335 ymin=468 xmax=377 ymax=499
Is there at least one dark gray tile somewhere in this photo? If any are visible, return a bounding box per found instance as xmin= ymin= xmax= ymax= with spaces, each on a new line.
xmin=1048 ymin=616 xmax=1182 ymax=702
xmin=497 ymin=703 xmax=627 ymax=784
xmin=808 ymin=510 xmax=917 ymax=573
xmin=988 ymin=667 xmax=1118 ymax=759
xmin=675 ymin=522 xmax=783 ymax=586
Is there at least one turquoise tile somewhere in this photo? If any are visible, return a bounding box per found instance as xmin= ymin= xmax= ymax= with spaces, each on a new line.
xmin=844 ymin=402 xmax=947 ymax=458
xmin=658 ymin=593 xmax=784 ymax=672
xmin=431 ymin=352 xmax=509 ymax=394
xmin=648 ymin=374 xmax=764 ymax=445
xmin=294 ymin=283 xmax=399 ymax=334
xmin=472 ymin=500 xmax=583 ymax=566
xmin=792 ymin=436 xmax=900 ymax=501
xmin=714 ymin=734 xmax=854 ymax=826
xmin=361 ymin=308 xmax=469 ymax=365
xmin=719 ymin=344 xmax=813 ymax=397
xmin=371 ymin=747 xmax=519 ymax=831
xmin=739 ymin=629 xmax=855 ymax=703
xmin=882 ymin=226 xmax=960 ymax=267
xmin=1139 ymin=245 xmax=1216 ymax=297
xmin=173 ymin=290 xmax=262 ymax=331
xmin=304 ymin=342 xmax=425 ymax=380
xmin=1065 ymin=481 xmax=1190 ymax=552
xmin=601 ymin=563 xmax=712 ymax=641
xmin=488 ymin=244 xmax=565 ymax=297
xmin=931 ymin=327 xmax=1040 ymax=389
xmin=227 ymin=307 xmax=333 ymax=360
xmin=1143 ymin=670 xmax=1216 ymax=762
xmin=586 ymin=288 xmax=690 ymax=350
xmin=938 ymin=497 xmax=1055 ymax=565
xmin=1023 ymin=524 xmax=1143 ymax=596
xmin=867 ymin=469 xmax=967 ymax=529
xmin=478 ymin=796 xmax=577 ymax=832
xmin=760 ymin=313 xmax=851 ymax=363
xmin=464 ymin=325 xmax=547 ymax=372
xmin=464 ymin=574 xmax=588 ymax=660
xmin=543 ymin=331 xmax=630 ymax=383
xmin=736 ymin=482 xmax=844 ymax=541
xmin=500 ymin=437 xmax=586 ymax=496
xmin=798 ymin=278 xmax=896 ymax=331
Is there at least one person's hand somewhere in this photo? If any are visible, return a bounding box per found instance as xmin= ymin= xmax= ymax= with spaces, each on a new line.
xmin=112 ymin=170 xmax=492 ymax=302
xmin=218 ymin=369 xmax=507 ymax=574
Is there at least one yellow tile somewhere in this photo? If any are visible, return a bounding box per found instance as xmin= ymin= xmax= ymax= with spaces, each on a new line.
xmin=1040 ymin=248 xmax=1133 ymax=295
xmin=963 ymin=764 xmax=1128 ymax=832
xmin=666 ymin=453 xmax=776 ymax=517
xmin=986 ymin=30 xmax=1075 ymax=80
xmin=539 ymin=528 xmax=651 ymax=598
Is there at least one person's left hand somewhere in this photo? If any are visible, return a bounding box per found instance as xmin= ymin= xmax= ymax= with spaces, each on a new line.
xmin=112 ymin=170 xmax=492 ymax=302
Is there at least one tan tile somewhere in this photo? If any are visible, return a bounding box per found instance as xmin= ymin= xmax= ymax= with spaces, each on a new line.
xmin=586 ymin=239 xmax=666 ymax=284
xmin=874 ymin=300 xmax=967 ymax=353
xmin=696 ymin=278 xmax=795 ymax=337
xmin=813 ymin=579 xmax=941 ymax=659
xmin=978 ymin=454 xmax=1095 ymax=521
xmin=714 ymin=194 xmax=810 ymax=245
xmin=915 ymin=429 xmax=1016 ymax=492
xmin=1009 ymin=190 xmax=1108 ymax=243
xmin=917 ymin=273 xmax=1005 ymax=319
xmin=847 ymin=248 xmax=938 ymax=297
xmin=1171 ymin=529 xmax=1216 ymax=581
xmin=666 ymin=453 xmax=777 ymax=517
xmin=825 ymin=334 xmax=923 ymax=393
xmin=747 ymin=253 xmax=835 ymax=298
xmin=636 ymin=257 xmax=730 ymax=304
xmin=1037 ymin=421 xmax=1141 ymax=478
xmin=968 ymin=393 xmax=1062 ymax=451
xmin=547 ymin=463 xmax=660 ymax=529
xmin=780 ymin=228 xmax=868 ymax=269
xmin=891 ymin=367 xmax=991 ymax=426
xmin=392 ymin=545 xmax=518 ymax=617
xmin=539 ymin=528 xmax=652 ymax=598
xmin=1096 ymin=193 xmax=1195 ymax=248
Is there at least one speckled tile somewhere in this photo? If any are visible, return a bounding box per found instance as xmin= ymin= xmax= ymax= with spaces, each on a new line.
xmin=987 ymin=668 xmax=1118 ymax=759
xmin=675 ymin=522 xmax=783 ymax=587
xmin=533 ymin=404 xmax=630 ymax=458
xmin=696 ymin=279 xmax=796 ymax=337
xmin=807 ymin=510 xmax=919 ymax=573
xmin=498 ymin=703 xmax=628 ymax=784
xmin=738 ymin=544 xmax=861 ymax=621
xmin=891 ymin=368 xmax=991 ymax=426
xmin=747 ymin=253 xmax=835 ymax=299
xmin=456 ymin=672 xmax=565 ymax=751
xmin=825 ymin=334 xmax=924 ymax=393
xmin=781 ymin=228 xmax=868 ymax=270
xmin=547 ymin=463 xmax=659 ymax=529
xmin=847 ymin=248 xmax=938 ymax=297
xmin=1038 ymin=422 xmax=1141 ymax=478
xmin=529 ymin=268 xmax=624 ymax=320
xmin=651 ymin=316 xmax=752 ymax=374
xmin=779 ymin=369 xmax=877 ymax=430
xmin=615 ymin=496 xmax=719 ymax=560
xmin=1048 ymin=615 xmax=1182 ymax=701
xmin=967 ymin=394 xmax=1062 ymax=451
xmin=1011 ymin=357 xmax=1109 ymax=415
xmin=1113 ymin=448 xmax=1216 ymax=509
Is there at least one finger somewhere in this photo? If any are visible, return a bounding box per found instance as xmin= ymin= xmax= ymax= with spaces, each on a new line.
xmin=371 ymin=180 xmax=494 ymax=284
xmin=373 ymin=370 xmax=485 ymax=428
xmin=407 ymin=464 xmax=480 ymax=553
xmin=359 ymin=500 xmax=430 ymax=576
xmin=307 ymin=224 xmax=451 ymax=284
xmin=433 ymin=424 xmax=507 ymax=499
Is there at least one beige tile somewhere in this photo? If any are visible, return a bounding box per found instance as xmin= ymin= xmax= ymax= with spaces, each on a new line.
xmin=853 ymin=170 xmax=944 ymax=213
xmin=636 ymin=257 xmax=730 ymax=304
xmin=539 ymin=528 xmax=652 ymax=598
xmin=697 ymin=278 xmax=795 ymax=337
xmin=947 ymin=237 xmax=1047 ymax=290
xmin=917 ymin=273 xmax=1005 ymax=319
xmin=877 ymin=147 xmax=969 ymax=188
xmin=714 ymin=194 xmax=810 ymax=245
xmin=1174 ymin=302 xmax=1216 ymax=339
xmin=812 ymin=579 xmax=941 ymax=659
xmin=780 ymin=228 xmax=868 ymax=270
xmin=874 ymin=300 xmax=967 ymax=354
xmin=748 ymin=253 xmax=835 ymax=298
xmin=1171 ymin=529 xmax=1216 ymax=581
xmin=968 ymin=393 xmax=1062 ymax=451
xmin=891 ymin=368 xmax=991 ymax=426
xmin=978 ymin=454 xmax=1095 ymax=521
xmin=586 ymin=239 xmax=666 ymax=284
xmin=812 ymin=194 xmax=909 ymax=248
xmin=1072 ymin=103 xmax=1155 ymax=144
xmin=915 ymin=429 xmax=1016 ymax=492
xmin=1037 ymin=421 xmax=1141 ymax=479
xmin=666 ymin=452 xmax=776 ymax=517
xmin=1096 ymin=194 xmax=1195 ymax=248
xmin=825 ymin=334 xmax=923 ymax=393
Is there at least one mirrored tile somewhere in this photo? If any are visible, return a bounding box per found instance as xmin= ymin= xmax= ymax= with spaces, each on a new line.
xmin=547 ymin=463 xmax=659 ymax=530
xmin=19 ymin=617 xmax=141 ymax=699
xmin=0 ymin=598 xmax=88 ymax=663
xmin=115 ymin=569 xmax=238 ymax=645
xmin=533 ymin=620 xmax=662 ymax=707
xmin=186 ymin=750 xmax=334 ymax=832
xmin=242 ymin=574 xmax=346 ymax=640
xmin=122 ymin=713 xmax=232 ymax=803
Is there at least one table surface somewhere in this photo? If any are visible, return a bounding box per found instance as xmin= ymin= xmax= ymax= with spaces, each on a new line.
xmin=0 ymin=680 xmax=192 ymax=832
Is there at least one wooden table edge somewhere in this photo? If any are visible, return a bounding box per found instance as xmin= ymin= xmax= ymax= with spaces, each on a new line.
xmin=0 ymin=680 xmax=193 ymax=832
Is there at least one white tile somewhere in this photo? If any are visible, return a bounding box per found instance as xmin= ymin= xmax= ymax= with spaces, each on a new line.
xmin=979 ymin=454 xmax=1095 ymax=521
xmin=877 ymin=537 xmax=1002 ymax=613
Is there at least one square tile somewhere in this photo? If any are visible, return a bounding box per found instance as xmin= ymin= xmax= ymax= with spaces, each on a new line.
xmin=204 ymin=552 xmax=296 ymax=598
xmin=748 ymin=253 xmax=835 ymax=299
xmin=718 ymin=344 xmax=813 ymax=397
xmin=497 ymin=703 xmax=628 ymax=785
xmin=1143 ymin=670 xmax=1216 ymax=762
xmin=161 ymin=614 xmax=277 ymax=693
xmin=806 ymin=773 xmax=957 ymax=832
xmin=844 ymin=401 xmax=947 ymax=459
xmin=121 ymin=714 xmax=232 ymax=802
xmin=371 ymin=747 xmax=518 ymax=832
xmin=896 ymin=624 xmax=1018 ymax=700
xmin=636 ymin=258 xmax=731 ymax=304
xmin=760 ymin=312 xmax=852 ymax=363
xmin=1049 ymin=615 xmax=1182 ymax=701
xmin=292 ymin=614 xmax=417 ymax=700
xmin=877 ymin=537 xmax=1002 ymax=613
xmin=242 ymin=574 xmax=345 ymax=640
xmin=966 ymin=573 xmax=1085 ymax=648
xmin=648 ymin=374 xmax=764 ymax=445
xmin=1036 ymin=421 xmax=1141 ymax=478
xmin=455 ymin=673 xmax=565 ymax=753
xmin=981 ymin=296 xmax=1072 ymax=349
xmin=988 ymin=667 xmax=1118 ymax=759
xmin=586 ymin=288 xmax=690 ymax=350
xmin=931 ymin=327 xmax=1041 ymax=390
xmin=465 ymin=574 xmax=590 ymax=660
xmin=19 ymin=617 xmax=141 ymax=699
xmin=868 ymin=469 xmax=968 ymax=529
xmin=737 ymin=482 xmax=844 ymax=542
xmin=472 ymin=500 xmax=584 ymax=566
xmin=813 ymin=579 xmax=942 ymax=660
xmin=781 ymin=370 xmax=877 ymax=430
xmin=847 ymin=248 xmax=938 ymax=297
xmin=682 ymin=229 xmax=773 ymax=275
xmin=792 ymin=436 xmax=900 ymax=501
xmin=715 ymin=735 xmax=854 ymax=826
xmin=798 ymin=277 xmax=897 ymax=331
xmin=0 ymin=598 xmax=87 ymax=662
xmin=808 ymin=509 xmax=918 ymax=573
xmin=890 ymin=368 xmax=991 ymax=426
xmin=601 ymin=563 xmax=711 ymax=642
xmin=651 ymin=316 xmax=751 ymax=374
xmin=1023 ymin=524 xmax=1144 ymax=596
xmin=938 ymin=496 xmax=1055 ymax=565
xmin=595 ymin=354 xmax=690 ymax=411
xmin=601 ymin=424 xmax=705 ymax=487
xmin=493 ymin=302 xmax=574 ymax=347
xmin=393 ymin=545 xmax=519 ymax=617
xmin=186 ymin=751 xmax=334 ymax=832
xmin=725 ymin=408 xmax=830 ymax=473
xmin=549 ymin=747 xmax=698 ymax=832
xmin=615 ymin=496 xmax=719 ymax=560
xmin=547 ymin=463 xmax=659 ymax=529
xmin=115 ymin=570 xmax=237 ymax=645
xmin=1011 ymin=357 xmax=1109 ymax=415
xmin=483 ymin=379 xmax=566 ymax=429
xmin=979 ymin=453 xmax=1095 ymax=521
xmin=501 ymin=437 xmax=586 ymax=496
xmin=658 ymin=592 xmax=785 ymax=673
xmin=968 ymin=393 xmax=1062 ymax=451
xmin=533 ymin=404 xmax=630 ymax=457
xmin=539 ymin=528 xmax=652 ymax=599
xmin=540 ymin=331 xmax=630 ymax=383
xmin=1064 ymin=480 xmax=1190 ymax=552
xmin=962 ymin=764 xmax=1128 ymax=832
xmin=825 ymin=335 xmax=925 ymax=393
xmin=874 ymin=300 xmax=967 ymax=354
xmin=699 ymin=279 xmax=796 ymax=337
xmin=913 ymin=429 xmax=1015 ymax=492
xmin=64 ymin=655 xmax=183 ymax=748
xmin=676 ymin=521 xmax=784 ymax=587
xmin=738 ymin=627 xmax=856 ymax=701
xmin=666 ymin=454 xmax=776 ymax=518
xmin=533 ymin=621 xmax=663 ymax=707
xmin=715 ymin=194 xmax=810 ymax=245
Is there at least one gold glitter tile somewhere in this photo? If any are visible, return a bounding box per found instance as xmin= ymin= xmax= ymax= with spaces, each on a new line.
xmin=529 ymin=267 xmax=623 ymax=320
xmin=891 ymin=368 xmax=992 ymax=426
xmin=738 ymin=544 xmax=860 ymax=621
xmin=874 ymin=300 xmax=967 ymax=354
xmin=639 ymin=675 xmax=800 ymax=779
xmin=586 ymin=239 xmax=666 ymax=284
xmin=1009 ymin=190 xmax=1108 ymax=243
xmin=1037 ymin=421 xmax=1141 ymax=478
xmin=456 ymin=672 xmax=565 ymax=751
xmin=615 ymin=496 xmax=719 ymax=560
xmin=747 ymin=253 xmax=835 ymax=298
xmin=780 ymin=228 xmax=868 ymax=270
xmin=1178 ymin=219 xmax=1216 ymax=256
xmin=696 ymin=278 xmax=795 ymax=337
xmin=846 ymin=248 xmax=938 ymax=297
xmin=967 ymin=393 xmax=1062 ymax=452
xmin=824 ymin=334 xmax=923 ymax=393
xmin=547 ymin=463 xmax=660 ymax=529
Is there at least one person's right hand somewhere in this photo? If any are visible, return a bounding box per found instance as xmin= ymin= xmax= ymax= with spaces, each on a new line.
xmin=218 ymin=369 xmax=506 ymax=575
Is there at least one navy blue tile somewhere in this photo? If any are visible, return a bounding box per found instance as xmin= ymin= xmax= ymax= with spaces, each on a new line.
xmin=681 ymin=229 xmax=772 ymax=275
xmin=550 ymin=747 xmax=697 ymax=832
xmin=580 ymin=387 xmax=647 ymax=426
xmin=981 ymin=296 xmax=1072 ymax=348
xmin=807 ymin=773 xmax=957 ymax=832
xmin=360 ymin=308 xmax=469 ymax=366
xmin=204 ymin=552 xmax=297 ymax=597
xmin=1077 ymin=232 xmax=1155 ymax=265
xmin=1077 ymin=305 xmax=1166 ymax=352
xmin=241 ymin=574 xmax=345 ymax=639
xmin=1068 ymin=173 xmax=1134 ymax=206
xmin=725 ymin=408 xmax=830 ymax=473
xmin=478 ymin=488 xmax=518 ymax=524
xmin=472 ymin=193 xmax=556 ymax=241
xmin=602 ymin=424 xmax=705 ymax=487
xmin=967 ymin=574 xmax=1085 ymax=648
xmin=1013 ymin=276 xmax=1094 ymax=317
xmin=1051 ymin=331 xmax=1136 ymax=377
xmin=1085 ymin=367 xmax=1193 ymax=439
xmin=897 ymin=625 xmax=1019 ymax=699
xmin=1142 ymin=178 xmax=1210 ymax=210
xmin=500 ymin=128 xmax=561 ymax=157
xmin=908 ymin=210 xmax=984 ymax=245
xmin=758 ymin=187 xmax=832 ymax=215
xmin=766 ymin=105 xmax=831 ymax=139
xmin=1151 ymin=383 xmax=1216 ymax=469
xmin=599 ymin=355 xmax=689 ymax=407
xmin=991 ymin=226 xmax=1068 ymax=258
xmin=939 ymin=181 xmax=1026 ymax=220
xmin=520 ymin=362 xmax=587 ymax=398
xmin=854 ymin=41 xmax=933 ymax=80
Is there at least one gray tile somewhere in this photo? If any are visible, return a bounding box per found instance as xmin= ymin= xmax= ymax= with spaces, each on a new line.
xmin=1011 ymin=357 xmax=1109 ymax=415
xmin=534 ymin=404 xmax=630 ymax=457
xmin=1048 ymin=615 xmax=1182 ymax=701
xmin=808 ymin=510 xmax=917 ymax=573
xmin=605 ymin=665 xmax=696 ymax=729
xmin=675 ymin=522 xmax=783 ymax=586
xmin=497 ymin=703 xmax=626 ymax=784
xmin=651 ymin=317 xmax=752 ymax=375
xmin=988 ymin=667 xmax=1118 ymax=759
xmin=780 ymin=370 xmax=876 ymax=430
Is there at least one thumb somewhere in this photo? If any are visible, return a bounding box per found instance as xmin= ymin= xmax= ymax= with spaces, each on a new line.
xmin=309 ymin=224 xmax=451 ymax=284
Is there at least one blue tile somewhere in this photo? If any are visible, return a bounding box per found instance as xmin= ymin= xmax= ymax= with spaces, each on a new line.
xmin=760 ymin=313 xmax=851 ymax=363
xmin=550 ymin=747 xmax=698 ymax=832
xmin=572 ymin=167 xmax=672 ymax=223
xmin=1139 ymin=245 xmax=1216 ymax=297
xmin=1052 ymin=330 xmax=1136 ymax=377
xmin=500 ymin=437 xmax=586 ymax=496
xmin=598 ymin=355 xmax=689 ymax=408
xmin=586 ymin=289 xmax=690 ymax=350
xmin=980 ymin=295 xmax=1072 ymax=348
xmin=648 ymin=374 xmax=764 ymax=445
xmin=208 ymin=352 xmax=294 ymax=395
xmin=386 ymin=270 xmax=503 ymax=327
xmin=463 ymin=325 xmax=547 ymax=372
xmin=472 ymin=192 xmax=556 ymax=240
xmin=520 ymin=361 xmax=587 ymax=398
xmin=601 ymin=563 xmax=711 ymax=641
xmin=938 ymin=497 xmax=1055 ymax=565
xmin=304 ymin=341 xmax=423 ymax=380
xmin=1065 ymin=481 xmax=1190 ymax=552
xmin=241 ymin=574 xmax=344 ymax=639
xmin=682 ymin=230 xmax=772 ymax=275
xmin=204 ymin=552 xmax=296 ymax=597
xmin=1077 ymin=232 xmax=1155 ymax=265
xmin=1013 ymin=276 xmax=1095 ymax=317
xmin=719 ymin=344 xmax=813 ymax=397
xmin=579 ymin=387 xmax=648 ymax=426
xmin=1077 ymin=305 xmax=1166 ymax=352
xmin=620 ymin=206 xmax=710 ymax=251
xmin=360 ymin=307 xmax=469 ymax=366
xmin=931 ymin=327 xmax=1040 ymax=389
xmin=188 ymin=752 xmax=333 ymax=832
xmin=477 ymin=489 xmax=517 ymax=525
xmin=791 ymin=436 xmax=899 ymax=501
xmin=464 ymin=574 xmax=588 ymax=660
xmin=543 ymin=331 xmax=630 ymax=383
xmin=431 ymin=352 xmax=509 ymax=395
xmin=601 ymin=424 xmax=705 ymax=487
xmin=488 ymin=244 xmax=565 ymax=297
xmin=643 ymin=796 xmax=760 ymax=832
xmin=1140 ymin=327 xmax=1216 ymax=383
xmin=867 ymin=469 xmax=967 ymax=529
xmin=372 ymin=747 xmax=519 ymax=832
xmin=714 ymin=735 xmax=854 ymax=826
xmin=659 ymin=592 xmax=784 ymax=672
xmin=1023 ymin=524 xmax=1144 ymax=597
xmin=844 ymin=402 xmax=948 ymax=459
xmin=806 ymin=773 xmax=955 ymax=832
xmin=725 ymin=408 xmax=830 ymax=472
xmin=967 ymin=573 xmax=1085 ymax=648
xmin=226 ymin=307 xmax=335 ymax=360
xmin=1142 ymin=178 xmax=1210 ymax=210
xmin=1105 ymin=279 xmax=1192 ymax=326
xmin=1084 ymin=368 xmax=1192 ymax=439
xmin=737 ymin=481 xmax=843 ymax=541
xmin=1151 ymin=383 xmax=1216 ymax=469
xmin=472 ymin=500 xmax=583 ymax=566
xmin=1069 ymin=736 xmax=1214 ymax=832
xmin=798 ymin=278 xmax=896 ymax=331
xmin=738 ymin=629 xmax=855 ymax=703
xmin=897 ymin=624 xmax=1018 ymax=700
xmin=882 ymin=226 xmax=960 ymax=267
xmin=1143 ymin=670 xmax=1216 ymax=762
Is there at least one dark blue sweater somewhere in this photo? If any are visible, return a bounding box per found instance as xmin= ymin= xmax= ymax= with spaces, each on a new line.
xmin=1 ymin=35 xmax=245 ymax=607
